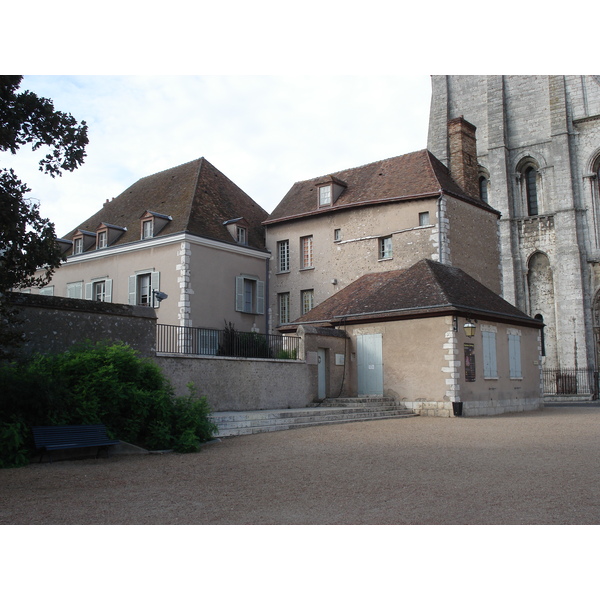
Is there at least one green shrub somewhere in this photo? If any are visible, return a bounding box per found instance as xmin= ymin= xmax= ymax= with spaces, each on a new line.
xmin=0 ymin=421 xmax=30 ymax=468
xmin=0 ymin=341 xmax=218 ymax=467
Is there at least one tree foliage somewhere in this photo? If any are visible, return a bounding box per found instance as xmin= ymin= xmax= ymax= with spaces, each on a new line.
xmin=0 ymin=75 xmax=88 ymax=292
xmin=0 ymin=76 xmax=88 ymax=356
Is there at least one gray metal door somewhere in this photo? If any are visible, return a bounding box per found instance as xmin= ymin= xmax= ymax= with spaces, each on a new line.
xmin=317 ymin=348 xmax=327 ymax=400
xmin=357 ymin=333 xmax=383 ymax=396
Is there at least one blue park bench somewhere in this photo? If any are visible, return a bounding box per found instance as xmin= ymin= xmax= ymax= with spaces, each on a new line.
xmin=32 ymin=424 xmax=120 ymax=462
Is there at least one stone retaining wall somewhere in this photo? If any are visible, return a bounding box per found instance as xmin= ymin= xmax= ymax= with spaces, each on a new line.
xmin=5 ymin=292 xmax=157 ymax=358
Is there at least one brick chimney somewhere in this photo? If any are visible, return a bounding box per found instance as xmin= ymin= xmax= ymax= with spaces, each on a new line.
xmin=448 ymin=116 xmax=479 ymax=200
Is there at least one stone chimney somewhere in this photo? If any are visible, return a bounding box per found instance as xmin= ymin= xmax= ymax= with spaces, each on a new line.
xmin=448 ymin=116 xmax=479 ymax=200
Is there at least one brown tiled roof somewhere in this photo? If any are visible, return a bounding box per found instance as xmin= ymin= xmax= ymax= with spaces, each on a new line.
xmin=281 ymin=259 xmax=540 ymax=330
xmin=265 ymin=149 xmax=497 ymax=224
xmin=63 ymin=158 xmax=269 ymax=250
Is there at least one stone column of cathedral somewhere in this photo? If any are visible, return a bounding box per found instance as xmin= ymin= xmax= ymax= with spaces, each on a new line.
xmin=484 ymin=75 xmax=521 ymax=308
xmin=547 ymin=76 xmax=591 ymax=369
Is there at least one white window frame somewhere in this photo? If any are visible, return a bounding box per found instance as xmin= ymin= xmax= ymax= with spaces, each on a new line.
xmin=142 ymin=219 xmax=154 ymax=240
xmin=67 ymin=281 xmax=83 ymax=299
xmin=379 ymin=236 xmax=393 ymax=260
xmin=237 ymin=226 xmax=247 ymax=245
xmin=278 ymin=292 xmax=290 ymax=325
xmin=85 ymin=279 xmax=113 ymax=303
xmin=73 ymin=237 xmax=83 ymax=255
xmin=129 ymin=271 xmax=160 ymax=308
xmin=235 ymin=275 xmax=265 ymax=315
xmin=278 ymin=240 xmax=290 ymax=272
xmin=97 ymin=231 xmax=107 ymax=249
xmin=319 ymin=185 xmax=332 ymax=206
xmin=419 ymin=212 xmax=430 ymax=226
xmin=301 ymin=289 xmax=314 ymax=315
xmin=301 ymin=236 xmax=314 ymax=269
xmin=38 ymin=286 xmax=54 ymax=296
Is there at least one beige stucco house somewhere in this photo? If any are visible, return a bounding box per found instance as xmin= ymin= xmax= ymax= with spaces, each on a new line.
xmin=280 ymin=259 xmax=544 ymax=416
xmin=31 ymin=158 xmax=271 ymax=333
xmin=264 ymin=118 xmax=502 ymax=332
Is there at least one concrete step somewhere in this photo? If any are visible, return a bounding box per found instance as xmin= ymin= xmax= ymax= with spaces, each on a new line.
xmin=210 ymin=403 xmax=416 ymax=437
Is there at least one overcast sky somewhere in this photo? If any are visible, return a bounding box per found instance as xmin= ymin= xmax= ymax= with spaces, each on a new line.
xmin=5 ymin=1 xmax=594 ymax=240
xmin=5 ymin=74 xmax=433 ymax=236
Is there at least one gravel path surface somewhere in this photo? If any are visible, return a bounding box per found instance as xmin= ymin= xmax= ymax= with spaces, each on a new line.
xmin=2 ymin=406 xmax=600 ymax=525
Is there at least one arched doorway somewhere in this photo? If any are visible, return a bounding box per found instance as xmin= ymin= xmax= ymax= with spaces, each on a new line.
xmin=527 ymin=252 xmax=557 ymax=367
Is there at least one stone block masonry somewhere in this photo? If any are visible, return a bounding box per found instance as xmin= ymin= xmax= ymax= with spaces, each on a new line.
xmin=6 ymin=292 xmax=157 ymax=358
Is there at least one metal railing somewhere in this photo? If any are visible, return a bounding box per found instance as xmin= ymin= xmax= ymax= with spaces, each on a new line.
xmin=542 ymin=368 xmax=596 ymax=397
xmin=156 ymin=323 xmax=300 ymax=360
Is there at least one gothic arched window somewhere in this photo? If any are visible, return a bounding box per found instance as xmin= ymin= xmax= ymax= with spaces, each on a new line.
xmin=516 ymin=158 xmax=542 ymax=217
xmin=479 ymin=175 xmax=489 ymax=203
xmin=478 ymin=166 xmax=490 ymax=204
xmin=525 ymin=166 xmax=538 ymax=216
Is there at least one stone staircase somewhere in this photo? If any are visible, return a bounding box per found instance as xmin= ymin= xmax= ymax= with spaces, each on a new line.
xmin=210 ymin=397 xmax=417 ymax=437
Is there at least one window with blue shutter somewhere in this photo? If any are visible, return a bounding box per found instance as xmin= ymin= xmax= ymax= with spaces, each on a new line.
xmin=508 ymin=333 xmax=522 ymax=378
xmin=482 ymin=330 xmax=498 ymax=378
xmin=129 ymin=272 xmax=160 ymax=307
xmin=235 ymin=275 xmax=264 ymax=315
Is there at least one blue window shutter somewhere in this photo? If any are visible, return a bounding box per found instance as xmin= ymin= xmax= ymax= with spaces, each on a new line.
xmin=482 ymin=331 xmax=497 ymax=378
xmin=509 ymin=334 xmax=522 ymax=378
xmin=256 ymin=280 xmax=265 ymax=315
xmin=235 ymin=276 xmax=244 ymax=312
xmin=128 ymin=275 xmax=136 ymax=305
xmin=489 ymin=334 xmax=497 ymax=378
xmin=151 ymin=272 xmax=160 ymax=308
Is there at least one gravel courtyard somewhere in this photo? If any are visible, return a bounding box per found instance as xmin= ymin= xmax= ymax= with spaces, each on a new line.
xmin=2 ymin=405 xmax=600 ymax=525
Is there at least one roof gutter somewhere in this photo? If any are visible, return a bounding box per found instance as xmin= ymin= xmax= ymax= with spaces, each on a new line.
xmin=263 ymin=192 xmax=440 ymax=226
xmin=328 ymin=302 xmax=541 ymax=326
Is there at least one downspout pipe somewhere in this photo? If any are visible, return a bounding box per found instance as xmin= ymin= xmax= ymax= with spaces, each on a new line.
xmin=265 ymin=254 xmax=270 ymax=334
xmin=437 ymin=192 xmax=444 ymax=264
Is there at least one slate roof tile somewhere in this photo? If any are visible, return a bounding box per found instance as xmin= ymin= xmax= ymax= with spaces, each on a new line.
xmin=63 ymin=158 xmax=269 ymax=250
xmin=283 ymin=259 xmax=539 ymax=329
xmin=265 ymin=149 xmax=496 ymax=224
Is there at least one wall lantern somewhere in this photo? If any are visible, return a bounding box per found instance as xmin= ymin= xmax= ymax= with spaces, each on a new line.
xmin=153 ymin=290 xmax=168 ymax=304
xmin=463 ymin=321 xmax=476 ymax=338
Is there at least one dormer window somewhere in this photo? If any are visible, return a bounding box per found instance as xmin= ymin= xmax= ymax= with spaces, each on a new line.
xmin=142 ymin=219 xmax=154 ymax=239
xmin=140 ymin=211 xmax=172 ymax=240
xmin=95 ymin=223 xmax=125 ymax=249
xmin=223 ymin=217 xmax=250 ymax=245
xmin=97 ymin=230 xmax=107 ymax=249
xmin=316 ymin=175 xmax=347 ymax=208
xmin=72 ymin=229 xmax=96 ymax=255
xmin=319 ymin=185 xmax=332 ymax=206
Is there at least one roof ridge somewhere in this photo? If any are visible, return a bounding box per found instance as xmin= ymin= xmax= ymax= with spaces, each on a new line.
xmin=290 ymin=149 xmax=429 ymax=186
xmin=421 ymin=259 xmax=455 ymax=305
xmin=135 ymin=157 xmax=205 ymax=182
xmin=183 ymin=157 xmax=205 ymax=228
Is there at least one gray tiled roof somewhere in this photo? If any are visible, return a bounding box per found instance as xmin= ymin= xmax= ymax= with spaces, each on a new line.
xmin=281 ymin=259 xmax=540 ymax=330
xmin=63 ymin=158 xmax=269 ymax=250
xmin=265 ymin=149 xmax=498 ymax=224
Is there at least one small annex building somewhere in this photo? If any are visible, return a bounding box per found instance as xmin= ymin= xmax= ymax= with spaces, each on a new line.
xmin=279 ymin=259 xmax=544 ymax=417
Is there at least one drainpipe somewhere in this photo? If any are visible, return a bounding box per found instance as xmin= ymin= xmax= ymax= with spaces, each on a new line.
xmin=265 ymin=254 xmax=270 ymax=334
xmin=437 ymin=192 xmax=444 ymax=264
